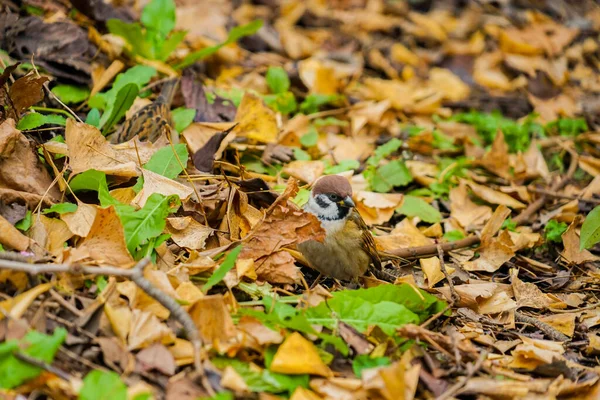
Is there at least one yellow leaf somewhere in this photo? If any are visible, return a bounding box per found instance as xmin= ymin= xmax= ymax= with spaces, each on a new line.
xmin=234 ymin=92 xmax=278 ymax=143
xmin=270 ymin=332 xmax=332 ymax=377
xmin=0 ymin=282 xmax=52 ymax=320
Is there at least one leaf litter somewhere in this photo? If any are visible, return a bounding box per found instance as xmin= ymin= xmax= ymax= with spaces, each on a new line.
xmin=0 ymin=0 xmax=600 ymax=399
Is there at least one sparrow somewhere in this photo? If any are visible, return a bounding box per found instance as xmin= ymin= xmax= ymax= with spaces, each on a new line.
xmin=110 ymin=78 xmax=179 ymax=144
xmin=298 ymin=175 xmax=382 ymax=281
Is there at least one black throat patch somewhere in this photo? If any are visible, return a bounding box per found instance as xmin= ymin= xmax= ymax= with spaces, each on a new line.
xmin=315 ymin=196 xmax=350 ymax=221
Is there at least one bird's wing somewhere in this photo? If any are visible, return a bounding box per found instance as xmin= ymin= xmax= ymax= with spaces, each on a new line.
xmin=349 ymin=209 xmax=382 ymax=270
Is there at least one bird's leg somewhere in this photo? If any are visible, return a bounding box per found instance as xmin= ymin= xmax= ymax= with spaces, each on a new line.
xmin=309 ymin=273 xmax=323 ymax=290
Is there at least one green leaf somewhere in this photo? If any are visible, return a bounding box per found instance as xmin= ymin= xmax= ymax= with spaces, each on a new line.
xmin=546 ymin=117 xmax=588 ymax=137
xmin=157 ymin=30 xmax=187 ymax=61
xmin=367 ymin=138 xmax=403 ymax=166
xmin=203 ymin=246 xmax=242 ymax=293
xmin=396 ymin=195 xmax=441 ymax=223
xmin=212 ymin=357 xmax=309 ymax=394
xmin=15 ymin=211 xmax=32 ymax=231
xmin=313 ymin=117 xmax=348 ymax=127
xmin=324 ymin=159 xmax=360 ymax=174
xmin=141 ymin=0 xmax=176 ymax=37
xmin=42 ymin=202 xmax=77 ymax=215
xmin=352 ymin=355 xmax=390 ymax=378
xmin=501 ymin=218 xmax=517 ymax=232
xmin=171 ymin=107 xmax=196 ymax=132
xmin=263 ymin=92 xmax=297 ymax=115
xmin=86 ymin=108 xmax=101 ymax=127
xmin=266 ymin=67 xmax=290 ymax=94
xmin=300 ymin=126 xmax=318 ymax=147
xmin=544 ymin=219 xmax=568 ymax=244
xmin=51 ymin=84 xmax=90 ymax=104
xmin=116 ymin=193 xmax=180 ymax=254
xmin=299 ymin=94 xmax=340 ymax=114
xmin=100 ymin=83 xmax=139 ymax=133
xmin=80 ymin=370 xmax=127 ymax=400
xmin=17 ymin=113 xmax=66 ymax=130
xmin=292 ymin=148 xmax=311 ymax=161
xmin=175 ymin=20 xmax=263 ymax=69
xmin=580 ymin=206 xmax=600 ymax=250
xmin=106 ymin=19 xmax=155 ymax=59
xmin=69 ymin=170 xmax=107 ymax=193
xmin=443 ymin=230 xmax=465 ymax=242
xmin=213 ymin=87 xmax=246 ymax=107
xmin=91 ymin=66 xmax=156 ymax=112
xmin=0 ymin=328 xmax=67 ymax=389
xmin=364 ymin=161 xmax=412 ymax=193
xmin=198 ymin=392 xmax=234 ymax=400
xmin=291 ymin=188 xmax=310 ymax=207
xmin=144 ymin=143 xmax=189 ymax=179
xmin=305 ymin=284 xmax=446 ymax=336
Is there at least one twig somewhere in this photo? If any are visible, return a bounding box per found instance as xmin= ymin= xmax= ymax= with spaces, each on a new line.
xmin=513 ymin=147 xmax=578 ymax=225
xmin=437 ymin=243 xmax=459 ymax=304
xmin=387 ymin=235 xmax=480 ymax=259
xmin=526 ymin=187 xmax=600 ymax=205
xmin=15 ymin=352 xmax=72 ymax=381
xmin=0 ymin=257 xmax=210 ymax=391
xmin=420 ymin=304 xmax=452 ymax=329
xmin=514 ymin=311 xmax=569 ymax=342
xmin=437 ymin=351 xmax=487 ymax=400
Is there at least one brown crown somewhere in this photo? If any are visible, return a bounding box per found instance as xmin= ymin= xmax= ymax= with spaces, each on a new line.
xmin=312 ymin=175 xmax=352 ymax=198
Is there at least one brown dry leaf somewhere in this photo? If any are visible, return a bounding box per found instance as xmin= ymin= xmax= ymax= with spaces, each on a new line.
xmin=181 ymin=122 xmax=236 ymax=157
xmin=118 ymin=270 xmax=177 ymax=320
xmin=221 ymin=366 xmax=249 ymax=393
xmin=255 ymin=250 xmax=302 ymax=285
xmin=0 ymin=214 xmax=30 ymax=251
xmin=60 ymin=202 xmax=97 ymax=238
xmin=65 ymin=119 xmax=138 ymax=177
xmin=499 ymin=20 xmax=578 ymax=56
xmin=465 ymin=180 xmax=526 ymax=209
xmin=298 ymin=58 xmax=341 ymax=95
xmin=509 ymin=336 xmax=565 ymax=370
xmin=355 ymin=191 xmax=403 ymax=226
xmin=128 ymin=309 xmax=176 ymax=350
xmin=237 ymin=316 xmax=284 ymax=346
xmin=104 ymin=302 xmax=132 ymax=343
xmin=512 ymin=271 xmax=553 ymax=309
xmin=234 ymin=92 xmax=279 ymax=143
xmin=478 ymin=131 xmax=510 ymax=179
xmin=31 ymin=215 xmax=73 ymax=255
xmin=449 ymin=182 xmax=492 ymax=229
xmin=0 ymin=119 xmax=61 ymax=203
xmin=283 ymin=161 xmax=325 ymax=184
xmin=166 ymin=216 xmax=213 ymax=250
xmin=188 ymin=294 xmax=236 ymax=347
xmin=76 ymin=206 xmax=134 ymax=267
xmin=136 ymin=343 xmax=176 ymax=376
xmin=561 ymin=220 xmax=600 ymax=265
xmin=9 ymin=73 xmax=48 ymax=113
xmin=132 ymin=169 xmax=194 ymax=208
xmin=529 ymin=93 xmax=580 ymax=123
xmin=290 ymin=387 xmax=323 ymax=400
xmin=0 ymin=282 xmax=52 ymax=320
xmin=270 ymin=332 xmax=332 ymax=377
xmin=240 ymin=203 xmax=325 ymax=265
xmin=523 ymin=142 xmax=550 ymax=181
xmin=586 ymin=333 xmax=600 ymax=355
xmin=362 ymin=351 xmax=420 ymax=400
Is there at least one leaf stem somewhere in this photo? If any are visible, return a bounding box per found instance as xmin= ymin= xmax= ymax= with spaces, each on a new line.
xmin=30 ymin=106 xmax=74 ymax=119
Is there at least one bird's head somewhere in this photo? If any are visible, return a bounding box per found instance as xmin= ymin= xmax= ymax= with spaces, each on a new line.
xmin=306 ymin=175 xmax=355 ymax=221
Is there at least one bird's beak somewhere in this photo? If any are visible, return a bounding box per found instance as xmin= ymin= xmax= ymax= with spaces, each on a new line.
xmin=340 ymin=196 xmax=355 ymax=208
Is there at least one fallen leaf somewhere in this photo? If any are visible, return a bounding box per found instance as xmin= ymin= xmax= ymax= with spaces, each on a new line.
xmin=270 ymin=332 xmax=332 ymax=377
xmin=234 ymin=92 xmax=278 ymax=143
xmin=132 ymin=169 xmax=194 ymax=208
xmin=76 ymin=206 xmax=134 ymax=267
xmin=128 ymin=309 xmax=176 ymax=350
xmin=0 ymin=282 xmax=52 ymax=320
xmin=0 ymin=214 xmax=30 ymax=251
xmin=166 ymin=216 xmax=213 ymax=250
xmin=561 ymin=220 xmax=600 ymax=265
xmin=61 ymin=202 xmax=97 ymax=238
xmin=465 ymin=180 xmax=526 ymax=209
xmin=136 ymin=343 xmax=176 ymax=376
xmin=188 ymin=294 xmax=236 ymax=347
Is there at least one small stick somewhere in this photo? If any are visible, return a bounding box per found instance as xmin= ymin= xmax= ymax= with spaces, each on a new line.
xmin=437 ymin=351 xmax=487 ymax=400
xmin=515 ymin=311 xmax=569 ymax=342
xmin=15 ymin=352 xmax=72 ymax=381
xmin=437 ymin=243 xmax=459 ymax=304
xmin=388 ymin=235 xmax=480 ymax=259
xmin=527 ymin=187 xmax=600 ymax=205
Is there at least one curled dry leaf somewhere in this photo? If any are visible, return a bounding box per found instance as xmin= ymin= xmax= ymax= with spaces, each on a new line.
xmin=188 ymin=294 xmax=236 ymax=347
xmin=166 ymin=216 xmax=213 ymax=250
xmin=0 ymin=282 xmax=52 ymax=320
xmin=128 ymin=309 xmax=176 ymax=351
xmin=0 ymin=214 xmax=29 ymax=251
xmin=449 ymin=182 xmax=492 ymax=229
xmin=61 ymin=201 xmax=97 ymax=238
xmin=132 ymin=169 xmax=194 ymax=208
xmin=561 ymin=220 xmax=600 ymax=265
xmin=9 ymin=73 xmax=48 ymax=113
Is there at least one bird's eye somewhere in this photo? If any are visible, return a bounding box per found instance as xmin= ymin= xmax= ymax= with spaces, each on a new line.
xmin=329 ymin=194 xmax=340 ymax=201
